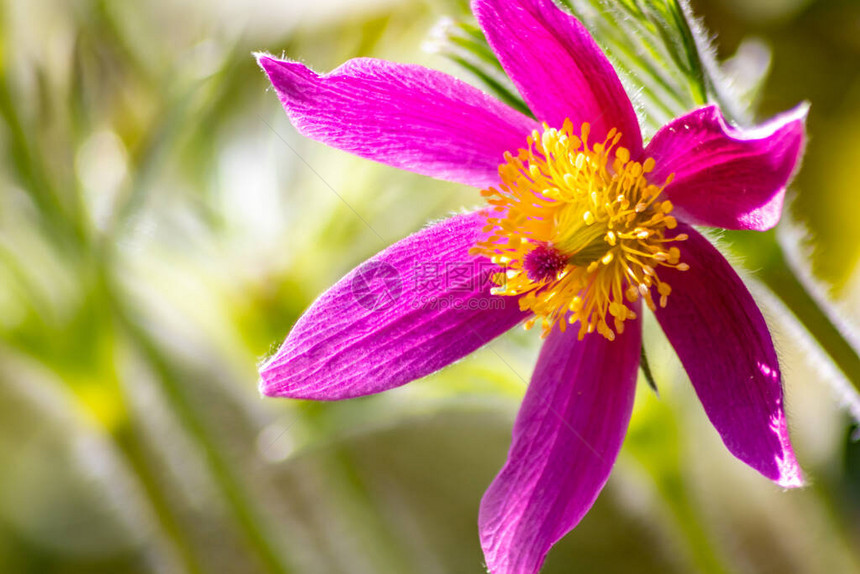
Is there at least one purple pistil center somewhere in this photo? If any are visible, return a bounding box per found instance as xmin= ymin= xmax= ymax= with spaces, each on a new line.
xmin=523 ymin=243 xmax=568 ymax=283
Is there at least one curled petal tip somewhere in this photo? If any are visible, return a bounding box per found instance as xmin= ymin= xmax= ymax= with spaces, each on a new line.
xmin=781 ymin=101 xmax=810 ymax=122
xmin=797 ymin=101 xmax=811 ymax=119
xmin=646 ymin=104 xmax=807 ymax=231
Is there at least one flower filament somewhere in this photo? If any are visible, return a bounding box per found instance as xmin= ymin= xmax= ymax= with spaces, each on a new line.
xmin=472 ymin=120 xmax=688 ymax=340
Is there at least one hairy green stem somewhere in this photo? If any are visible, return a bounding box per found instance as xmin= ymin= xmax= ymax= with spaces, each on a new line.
xmin=727 ymin=229 xmax=860 ymax=412
xmin=762 ymin=247 xmax=860 ymax=398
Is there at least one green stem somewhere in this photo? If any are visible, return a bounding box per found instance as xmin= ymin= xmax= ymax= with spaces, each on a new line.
xmin=761 ymin=247 xmax=860 ymax=397
xmin=727 ymin=229 xmax=860 ymax=411
xmin=664 ymin=0 xmax=709 ymax=106
xmin=672 ymin=0 xmax=749 ymax=123
xmin=446 ymin=54 xmax=533 ymax=117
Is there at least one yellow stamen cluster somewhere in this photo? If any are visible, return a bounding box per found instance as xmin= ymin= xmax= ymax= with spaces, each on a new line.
xmin=471 ymin=120 xmax=688 ymax=340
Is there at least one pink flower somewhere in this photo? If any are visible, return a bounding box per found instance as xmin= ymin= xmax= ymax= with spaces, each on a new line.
xmin=256 ymin=0 xmax=806 ymax=572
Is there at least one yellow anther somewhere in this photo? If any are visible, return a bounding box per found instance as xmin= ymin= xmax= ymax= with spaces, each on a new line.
xmin=626 ymin=286 xmax=639 ymax=303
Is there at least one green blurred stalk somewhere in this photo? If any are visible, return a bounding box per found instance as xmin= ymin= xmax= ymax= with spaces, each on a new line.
xmin=97 ymin=237 xmax=292 ymax=574
xmin=764 ymin=255 xmax=860 ymax=387
xmin=301 ymin=408 xmax=419 ymax=574
xmin=115 ymin=308 xmax=294 ymax=574
xmin=656 ymin=477 xmax=732 ymax=574
xmin=759 ymin=262 xmax=860 ymax=393
xmin=627 ymin=395 xmax=734 ymax=574
xmin=0 ymin=74 xmax=87 ymax=249
xmin=112 ymin=422 xmax=206 ymax=574
xmin=729 ymin=230 xmax=860 ymax=401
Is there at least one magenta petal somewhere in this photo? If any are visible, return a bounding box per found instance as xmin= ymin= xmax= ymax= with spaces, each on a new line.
xmin=646 ymin=104 xmax=807 ymax=231
xmin=257 ymin=55 xmax=539 ymax=189
xmin=653 ymin=224 xmax=802 ymax=487
xmin=472 ymin=0 xmax=642 ymax=156
xmin=259 ymin=212 xmax=529 ymax=400
xmin=480 ymin=312 xmax=641 ymax=574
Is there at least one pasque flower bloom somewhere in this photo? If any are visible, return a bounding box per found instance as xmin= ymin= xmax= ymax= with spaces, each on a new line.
xmin=256 ymin=0 xmax=806 ymax=572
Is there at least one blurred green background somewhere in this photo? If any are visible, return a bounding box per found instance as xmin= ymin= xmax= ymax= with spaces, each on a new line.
xmin=0 ymin=0 xmax=859 ymax=572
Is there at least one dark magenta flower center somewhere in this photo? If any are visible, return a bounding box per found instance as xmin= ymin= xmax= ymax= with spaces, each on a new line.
xmin=523 ymin=243 xmax=568 ymax=283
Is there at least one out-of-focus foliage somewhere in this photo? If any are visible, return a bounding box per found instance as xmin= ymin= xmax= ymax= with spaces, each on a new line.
xmin=0 ymin=0 xmax=858 ymax=573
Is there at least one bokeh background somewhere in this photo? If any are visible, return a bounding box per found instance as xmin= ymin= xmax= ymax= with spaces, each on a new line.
xmin=1 ymin=0 xmax=859 ymax=572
